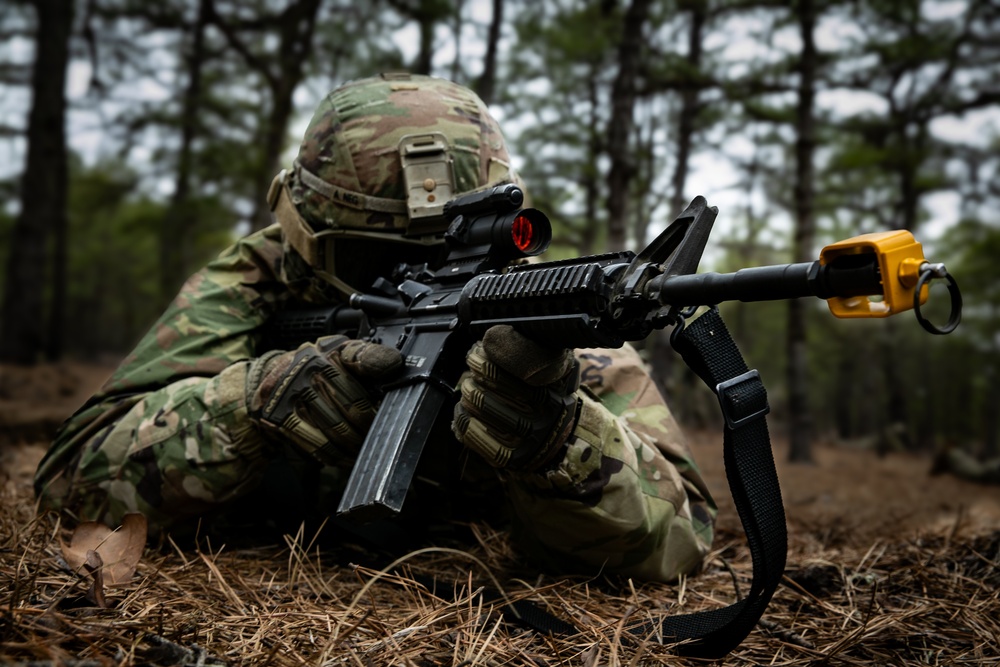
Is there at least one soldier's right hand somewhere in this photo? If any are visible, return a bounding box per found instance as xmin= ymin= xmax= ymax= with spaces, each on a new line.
xmin=247 ymin=336 xmax=404 ymax=465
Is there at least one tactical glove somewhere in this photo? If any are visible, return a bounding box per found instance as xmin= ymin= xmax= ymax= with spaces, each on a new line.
xmin=247 ymin=336 xmax=403 ymax=465
xmin=452 ymin=325 xmax=581 ymax=471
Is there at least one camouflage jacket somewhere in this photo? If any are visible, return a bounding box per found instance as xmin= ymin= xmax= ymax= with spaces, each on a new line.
xmin=35 ymin=225 xmax=716 ymax=581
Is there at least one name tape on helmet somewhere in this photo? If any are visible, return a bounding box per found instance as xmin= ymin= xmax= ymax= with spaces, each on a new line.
xmin=293 ymin=161 xmax=407 ymax=215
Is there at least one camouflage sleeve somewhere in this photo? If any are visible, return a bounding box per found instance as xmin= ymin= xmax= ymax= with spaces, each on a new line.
xmin=503 ymin=345 xmax=717 ymax=582
xmin=33 ymin=225 xmax=290 ymax=533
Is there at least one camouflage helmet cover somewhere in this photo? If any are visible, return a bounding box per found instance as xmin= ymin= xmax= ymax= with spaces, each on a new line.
xmin=290 ymin=73 xmax=515 ymax=235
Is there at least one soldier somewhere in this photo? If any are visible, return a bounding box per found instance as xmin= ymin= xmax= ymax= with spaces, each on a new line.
xmin=34 ymin=74 xmax=716 ymax=582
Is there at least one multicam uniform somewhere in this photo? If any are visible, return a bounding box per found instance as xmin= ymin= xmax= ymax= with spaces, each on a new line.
xmin=35 ymin=74 xmax=717 ymax=582
xmin=34 ymin=225 xmax=715 ymax=580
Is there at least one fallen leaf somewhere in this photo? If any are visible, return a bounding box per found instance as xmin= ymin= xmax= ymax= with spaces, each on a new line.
xmin=61 ymin=513 xmax=147 ymax=586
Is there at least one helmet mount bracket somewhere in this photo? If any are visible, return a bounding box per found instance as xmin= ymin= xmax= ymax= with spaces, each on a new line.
xmin=400 ymin=132 xmax=456 ymax=236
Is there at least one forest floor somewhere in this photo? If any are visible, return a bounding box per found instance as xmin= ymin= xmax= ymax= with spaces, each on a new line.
xmin=1 ymin=362 xmax=999 ymax=666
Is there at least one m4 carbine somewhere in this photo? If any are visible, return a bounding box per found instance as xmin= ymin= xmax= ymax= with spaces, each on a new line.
xmin=267 ymin=183 xmax=961 ymax=522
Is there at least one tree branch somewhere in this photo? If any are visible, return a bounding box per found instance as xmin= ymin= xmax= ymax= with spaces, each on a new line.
xmin=203 ymin=0 xmax=277 ymax=89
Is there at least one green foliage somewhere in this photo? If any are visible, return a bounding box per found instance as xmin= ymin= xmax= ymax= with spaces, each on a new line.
xmin=309 ymin=4 xmax=408 ymax=83
xmin=502 ymin=0 xmax=623 ymax=255
xmin=740 ymin=98 xmax=795 ymax=125
xmin=827 ymin=137 xmax=888 ymax=171
xmin=938 ymin=217 xmax=1000 ymax=346
xmin=62 ymin=160 xmax=236 ymax=355
xmin=941 ymin=218 xmax=1000 ymax=288
xmin=62 ymin=161 xmax=151 ymax=353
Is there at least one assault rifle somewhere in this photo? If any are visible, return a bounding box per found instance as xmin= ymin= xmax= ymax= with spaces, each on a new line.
xmin=267 ymin=183 xmax=961 ymax=523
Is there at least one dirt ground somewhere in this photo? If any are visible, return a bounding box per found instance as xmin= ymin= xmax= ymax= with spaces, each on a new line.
xmin=1 ymin=362 xmax=999 ymax=665
xmin=689 ymin=429 xmax=1000 ymax=546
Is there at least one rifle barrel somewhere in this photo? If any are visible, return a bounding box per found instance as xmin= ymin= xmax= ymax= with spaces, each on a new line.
xmin=655 ymin=257 xmax=882 ymax=307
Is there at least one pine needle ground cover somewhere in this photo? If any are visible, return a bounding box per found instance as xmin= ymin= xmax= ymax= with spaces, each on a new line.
xmin=2 ymin=364 xmax=999 ymax=666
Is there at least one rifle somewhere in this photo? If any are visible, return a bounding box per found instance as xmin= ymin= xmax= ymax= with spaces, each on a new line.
xmin=267 ymin=183 xmax=962 ymax=522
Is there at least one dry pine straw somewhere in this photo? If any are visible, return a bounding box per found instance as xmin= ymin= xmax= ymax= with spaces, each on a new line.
xmin=2 ymin=480 xmax=999 ymax=667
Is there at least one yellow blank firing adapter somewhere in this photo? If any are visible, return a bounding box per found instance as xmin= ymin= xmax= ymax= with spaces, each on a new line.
xmin=820 ymin=230 xmax=962 ymax=334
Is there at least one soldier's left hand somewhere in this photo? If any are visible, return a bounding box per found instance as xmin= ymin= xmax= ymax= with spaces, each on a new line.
xmin=247 ymin=336 xmax=403 ymax=465
xmin=452 ymin=325 xmax=580 ymax=471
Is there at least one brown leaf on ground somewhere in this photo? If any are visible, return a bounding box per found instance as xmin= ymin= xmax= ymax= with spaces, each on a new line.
xmin=60 ymin=512 xmax=147 ymax=586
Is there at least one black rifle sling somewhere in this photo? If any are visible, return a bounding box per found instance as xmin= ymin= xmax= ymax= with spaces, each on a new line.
xmin=473 ymin=308 xmax=786 ymax=658
xmin=648 ymin=306 xmax=786 ymax=658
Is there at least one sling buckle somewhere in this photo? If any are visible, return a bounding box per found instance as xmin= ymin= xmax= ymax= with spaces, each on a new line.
xmin=715 ymin=370 xmax=770 ymax=430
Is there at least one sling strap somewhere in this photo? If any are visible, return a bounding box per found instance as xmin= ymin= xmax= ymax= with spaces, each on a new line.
xmin=646 ymin=306 xmax=786 ymax=658
xmin=344 ymin=306 xmax=787 ymax=658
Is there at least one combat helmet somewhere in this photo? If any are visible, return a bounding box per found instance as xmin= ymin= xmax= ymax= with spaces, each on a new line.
xmin=268 ymin=72 xmax=518 ymax=298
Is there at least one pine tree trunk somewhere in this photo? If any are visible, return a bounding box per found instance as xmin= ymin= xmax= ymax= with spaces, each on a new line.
xmin=161 ymin=0 xmax=210 ymax=302
xmin=880 ymin=318 xmax=910 ymax=448
xmin=984 ymin=364 xmax=999 ymax=458
xmin=605 ymin=0 xmax=651 ymax=252
xmin=450 ymin=0 xmax=464 ymax=80
xmin=582 ymin=67 xmax=600 ymax=256
xmin=476 ymin=0 xmax=503 ymax=106
xmin=0 ymin=0 xmax=74 ymax=364
xmin=787 ymin=0 xmax=817 ymax=463
xmin=668 ymin=0 xmax=705 ymax=218
xmin=650 ymin=2 xmax=704 ymax=410
xmin=415 ymin=16 xmax=434 ymax=75
xmin=833 ymin=353 xmax=855 ymax=440
xmin=249 ymin=0 xmax=322 ymax=232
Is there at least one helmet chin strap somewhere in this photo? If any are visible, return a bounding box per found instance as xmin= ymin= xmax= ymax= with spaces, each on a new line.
xmin=269 ymin=171 xmax=361 ymax=301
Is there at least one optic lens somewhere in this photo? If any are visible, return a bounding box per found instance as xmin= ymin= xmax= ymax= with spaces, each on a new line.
xmin=512 ymin=215 xmax=533 ymax=252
